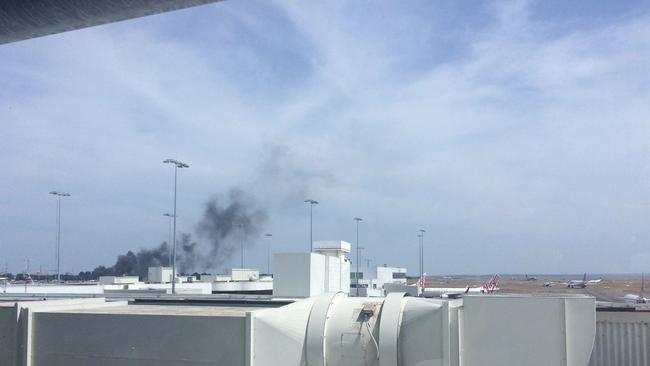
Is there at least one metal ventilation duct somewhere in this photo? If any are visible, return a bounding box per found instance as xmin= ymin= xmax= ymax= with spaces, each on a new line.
xmin=252 ymin=293 xmax=596 ymax=366
xmin=0 ymin=293 xmax=596 ymax=365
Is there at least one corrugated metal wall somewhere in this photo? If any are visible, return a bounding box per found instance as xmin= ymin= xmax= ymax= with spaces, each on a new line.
xmin=589 ymin=312 xmax=650 ymax=366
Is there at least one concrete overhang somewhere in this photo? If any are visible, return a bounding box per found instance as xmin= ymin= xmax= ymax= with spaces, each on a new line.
xmin=0 ymin=0 xmax=223 ymax=44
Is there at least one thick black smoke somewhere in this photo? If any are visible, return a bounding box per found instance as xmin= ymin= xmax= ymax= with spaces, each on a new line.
xmin=92 ymin=242 xmax=169 ymax=279
xmin=196 ymin=189 xmax=268 ymax=268
xmin=95 ymin=189 xmax=267 ymax=278
xmin=177 ymin=233 xmax=199 ymax=273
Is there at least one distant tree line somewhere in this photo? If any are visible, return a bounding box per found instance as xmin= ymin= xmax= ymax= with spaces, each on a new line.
xmin=1 ymin=269 xmax=210 ymax=282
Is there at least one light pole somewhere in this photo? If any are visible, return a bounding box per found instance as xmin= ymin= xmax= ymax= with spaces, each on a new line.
xmin=353 ymin=217 xmax=363 ymax=296
xmin=419 ymin=229 xmax=426 ymax=283
xmin=265 ymin=233 xmax=272 ymax=274
xmin=240 ymin=223 xmax=245 ymax=269
xmin=304 ymin=199 xmax=318 ymax=252
xmin=49 ymin=191 xmax=70 ymax=283
xmin=417 ymin=234 xmax=422 ymax=280
xmin=163 ymin=213 xmax=174 ymax=266
xmin=163 ymin=159 xmax=189 ymax=294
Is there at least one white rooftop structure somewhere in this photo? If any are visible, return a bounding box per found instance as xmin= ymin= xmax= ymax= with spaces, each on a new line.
xmin=224 ymin=268 xmax=259 ymax=282
xmin=98 ymin=276 xmax=139 ymax=285
xmin=199 ymin=274 xmax=216 ymax=282
xmin=273 ymin=240 xmax=351 ymax=298
xmin=147 ymin=267 xmax=173 ymax=284
xmin=312 ymin=240 xmax=351 ymax=254
xmin=351 ymin=266 xmax=408 ymax=296
xmin=199 ymin=270 xmax=271 ymax=294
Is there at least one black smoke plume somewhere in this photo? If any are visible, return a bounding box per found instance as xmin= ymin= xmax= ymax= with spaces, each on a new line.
xmin=197 ymin=189 xmax=268 ymax=268
xmin=94 ymin=189 xmax=267 ymax=278
xmin=91 ymin=242 xmax=170 ymax=279
xmin=177 ymin=233 xmax=199 ymax=273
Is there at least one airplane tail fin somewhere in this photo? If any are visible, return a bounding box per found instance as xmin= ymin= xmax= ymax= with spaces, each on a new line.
xmin=416 ymin=273 xmax=427 ymax=291
xmin=583 ymin=273 xmax=587 ymax=282
xmin=641 ymin=273 xmax=645 ymax=297
xmin=482 ymin=274 xmax=500 ymax=294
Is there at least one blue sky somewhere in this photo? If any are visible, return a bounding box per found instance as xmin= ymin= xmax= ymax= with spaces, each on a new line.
xmin=2 ymin=0 xmax=650 ymax=275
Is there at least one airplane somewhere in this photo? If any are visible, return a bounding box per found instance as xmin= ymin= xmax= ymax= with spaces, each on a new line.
xmin=525 ymin=274 xmax=537 ymax=281
xmin=567 ymin=273 xmax=602 ymax=288
xmin=423 ymin=274 xmax=500 ymax=298
xmin=624 ymin=273 xmax=647 ymax=305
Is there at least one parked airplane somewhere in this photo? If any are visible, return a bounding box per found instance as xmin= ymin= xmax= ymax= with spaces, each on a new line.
xmin=423 ymin=274 xmax=500 ymax=298
xmin=624 ymin=273 xmax=647 ymax=305
xmin=567 ymin=273 xmax=601 ymax=288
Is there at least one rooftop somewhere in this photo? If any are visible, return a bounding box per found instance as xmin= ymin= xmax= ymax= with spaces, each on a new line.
xmin=49 ymin=304 xmax=258 ymax=317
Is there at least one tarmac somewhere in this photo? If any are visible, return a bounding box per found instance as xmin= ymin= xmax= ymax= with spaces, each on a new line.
xmin=423 ymin=275 xmax=647 ymax=303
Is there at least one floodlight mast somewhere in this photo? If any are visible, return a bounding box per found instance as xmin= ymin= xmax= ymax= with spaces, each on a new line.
xmin=304 ymin=199 xmax=318 ymax=252
xmin=49 ymin=191 xmax=70 ymax=282
xmin=353 ymin=217 xmax=363 ymax=296
xmin=163 ymin=159 xmax=189 ymax=294
xmin=265 ymin=233 xmax=273 ymax=274
xmin=240 ymin=223 xmax=245 ymax=269
xmin=163 ymin=213 xmax=174 ymax=266
xmin=419 ymin=229 xmax=426 ymax=285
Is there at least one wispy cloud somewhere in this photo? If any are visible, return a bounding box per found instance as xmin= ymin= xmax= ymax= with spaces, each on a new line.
xmin=1 ymin=0 xmax=649 ymax=274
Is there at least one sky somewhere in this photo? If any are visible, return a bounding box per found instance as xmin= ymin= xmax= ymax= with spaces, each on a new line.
xmin=2 ymin=0 xmax=650 ymax=275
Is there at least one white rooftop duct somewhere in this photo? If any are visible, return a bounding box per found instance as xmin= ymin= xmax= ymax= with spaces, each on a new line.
xmin=250 ymin=293 xmax=595 ymax=366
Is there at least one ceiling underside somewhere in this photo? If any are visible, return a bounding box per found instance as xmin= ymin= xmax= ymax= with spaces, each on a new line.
xmin=0 ymin=0 xmax=222 ymax=44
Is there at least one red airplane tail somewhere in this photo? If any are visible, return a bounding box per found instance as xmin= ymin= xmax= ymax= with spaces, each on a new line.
xmin=641 ymin=273 xmax=645 ymax=297
xmin=482 ymin=274 xmax=500 ymax=294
